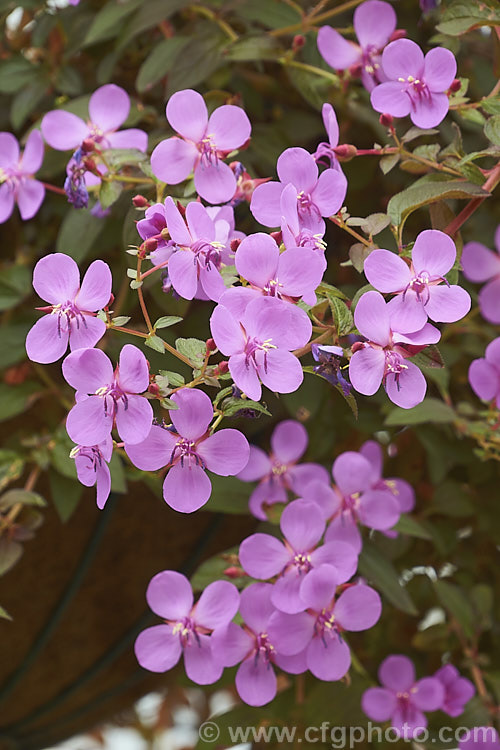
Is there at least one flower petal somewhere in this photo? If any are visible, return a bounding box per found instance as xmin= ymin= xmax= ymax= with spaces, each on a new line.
xmin=385 ymin=360 xmax=427 ymax=409
xmin=0 ymin=132 xmax=19 ymax=167
xmin=229 ymin=352 xmax=261 ymax=401
xmin=0 ymin=183 xmax=15 ymax=223
xmin=236 ymin=656 xmax=277 ymax=707
xmin=33 ymin=253 xmax=80 ymax=305
xmin=334 ymin=584 xmax=382 ymax=631
xmin=267 ymin=610 xmax=314 ymax=655
xmin=310 ymin=168 xmax=347 ymax=217
xmin=25 ymin=315 xmax=69 ymax=364
xmin=237 ymin=445 xmax=271 ymax=481
xmin=479 ymin=277 xmax=500 ymax=324
xmin=168 ymin=249 xmax=198 ymax=300
xmin=412 ymin=677 xmax=445 ymax=711
xmin=194 ymin=580 xmax=239 ymax=630
xmin=271 ymin=570 xmax=306 ymax=614
xmin=66 ymin=396 xmax=112 ymax=445
xmin=239 ymin=582 xmax=275 ymax=633
xmin=76 ymin=260 xmax=112 ymax=311
xmin=184 ymin=633 xmax=222 ymax=685
xmin=198 ymin=429 xmax=250 ymax=476
xmin=194 ymin=161 xmax=236 ymax=204
xmin=125 ymin=424 xmax=176 ymax=471
xmin=115 ymin=394 xmax=153 ymax=444
xmin=250 ymin=181 xmax=284 ymax=227
xmin=354 ymin=0 xmax=396 ymax=50
xmin=243 ymin=295 xmax=312 ymax=350
xmin=62 ymin=346 xmax=113 ymax=392
xmin=69 ymin=315 xmax=106 ymax=351
xmin=423 ymin=47 xmax=457 ymax=92
xmin=317 ymin=25 xmax=361 ymax=70
xmin=271 ymin=420 xmax=307 ymax=464
xmin=462 ymin=241 xmax=500 ymax=282
xmin=150 ymin=137 xmax=198 ymax=184
xmin=364 ymin=249 xmax=411 ymax=293
xmin=258 ymin=348 xmax=304 ymax=396
xmin=281 ymin=499 xmax=325 ymax=550
xmin=134 ymin=624 xmax=182 ymax=673
xmin=358 ymin=488 xmax=401 ymax=530
xmin=235 ymin=232 xmax=279 ymax=288
xmin=379 ymin=654 xmax=415 ymax=691
xmin=411 ymin=92 xmax=449 ymax=129
xmin=211 ymin=622 xmax=252 ymax=667
xmin=277 ymin=147 xmax=318 ymax=193
xmin=468 ymin=359 xmax=498 ymax=402
xmin=95 ymin=461 xmax=111 ymax=509
xmin=41 ymin=110 xmax=88 ymax=150
xmin=307 ymin=632 xmax=351 ymax=681
xmin=354 ymin=290 xmax=391 ymax=345
xmin=210 ymin=303 xmax=245 ymax=355
xmin=362 ymin=687 xmax=397 ymax=721
xmin=207 ymin=104 xmax=251 ymax=151
xmin=349 ymin=347 xmax=385 ymax=396
xmin=17 ymin=179 xmax=45 ymax=220
xmin=381 ymin=39 xmax=424 ymax=80
xmin=170 ymin=388 xmax=213 ymax=440
xmin=166 ymin=89 xmax=208 ymax=142
xmin=118 ymin=344 xmax=149 ymax=394
xmin=386 ymin=292 xmax=427 ymax=334
xmin=89 ymin=84 xmax=130 ymax=132
xmin=107 ymin=128 xmax=148 ymax=152
xmin=412 ymin=229 xmax=457 ymax=278
xmin=332 ymin=451 xmax=377 ymax=496
xmin=146 ymin=569 xmax=193 ymax=618
xmin=21 ymin=129 xmax=44 ymax=173
xmin=370 ymin=82 xmax=412 ymax=118
xmin=162 ymin=462 xmax=212 ymax=513
xmin=239 ymin=533 xmax=290 ymax=579
xmin=424 ymin=285 xmax=471 ymax=323
xmin=299 ymin=564 xmax=338 ymax=611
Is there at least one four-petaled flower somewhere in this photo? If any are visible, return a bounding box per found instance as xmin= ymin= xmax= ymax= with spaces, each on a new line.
xmin=71 ymin=437 xmax=113 ymax=510
xmin=370 ymin=39 xmax=457 ymax=128
xmin=125 ymin=388 xmax=249 ymax=513
xmin=42 ymin=84 xmax=148 ymax=153
xmin=0 ymin=130 xmax=45 ymax=223
xmin=150 ymin=89 xmax=251 ymax=204
xmin=62 ymin=344 xmax=153 ymax=446
xmin=348 ymin=290 xmax=441 ymax=409
xmin=434 ymin=664 xmax=475 ymax=717
xmin=318 ymin=0 xmax=397 ymax=91
xmin=250 ymin=147 xmax=347 ymax=231
xmin=26 ymin=253 xmax=112 ymax=364
xmin=362 ymin=654 xmax=445 ymax=738
xmin=239 ymin=499 xmax=358 ymax=613
xmin=135 ymin=570 xmax=239 ymax=685
xmin=236 ymin=419 xmax=329 ymax=520
xmin=210 ymin=296 xmax=312 ymax=403
xmin=364 ymin=230 xmax=471 ymax=333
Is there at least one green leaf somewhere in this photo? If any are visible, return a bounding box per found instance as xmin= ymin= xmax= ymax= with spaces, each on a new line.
xmin=0 ymin=489 xmax=46 ymax=510
xmin=380 ymin=152 xmax=400 ymax=174
xmin=102 ymin=148 xmax=149 ymax=170
xmin=11 ymin=80 xmax=47 ymax=129
xmin=437 ymin=0 xmax=500 ymax=36
xmin=0 ymin=382 xmax=40 ymax=422
xmin=481 ymin=96 xmax=500 ymax=114
xmin=0 ymin=537 xmax=22 ymax=576
xmin=118 ymin=0 xmax=188 ymax=49
xmin=112 ymin=316 xmax=131 ymax=327
xmin=0 ymin=57 xmax=38 ymax=93
xmin=56 ymin=209 xmax=106 ymax=263
xmin=154 ymin=316 xmax=183 ymax=330
xmin=434 ymin=579 xmax=476 ymax=638
xmin=402 ymin=126 xmax=440 ymax=143
xmin=99 ymin=180 xmax=123 ymax=209
xmin=0 ymin=322 xmax=31 ymax=368
xmin=0 ymin=605 xmax=12 ymax=620
xmin=359 ymin=541 xmax=418 ymax=615
xmin=387 ymin=177 xmax=487 ymax=228
xmin=191 ymin=546 xmax=247 ymax=592
xmin=393 ymin=514 xmax=433 ymax=540
xmin=145 ymin=335 xmax=165 ymax=354
xmin=225 ymin=35 xmax=282 ymax=61
xmin=83 ymin=0 xmax=143 ymax=46
xmin=136 ymin=36 xmax=189 ymax=93
xmin=484 ymin=114 xmax=500 ymax=146
xmin=220 ymin=397 xmax=271 ymax=418
xmin=167 ymin=31 xmax=227 ymax=95
xmin=0 ymin=265 xmax=31 ymax=311
xmin=385 ymin=398 xmax=456 ymax=426
xmin=0 ymin=451 xmax=24 ymax=492
xmin=158 ymin=370 xmax=185 ymax=388
xmin=409 ymin=346 xmax=445 ymax=370
xmin=330 ymin=296 xmax=353 ymax=336
xmin=49 ymin=470 xmax=83 ymax=523
xmin=317 ymin=281 xmax=347 ymax=300
xmin=175 ymin=337 xmax=206 ymax=368
xmin=348 ymin=242 xmax=373 ymax=273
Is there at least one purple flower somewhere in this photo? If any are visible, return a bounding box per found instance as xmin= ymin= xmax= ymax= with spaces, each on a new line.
xmin=364 ymin=230 xmax=471 ymax=333
xmin=160 ymin=197 xmax=228 ymax=301
xmin=250 ymin=147 xmax=347 ymax=230
xmin=318 ymin=0 xmax=397 ymax=91
xmin=268 ymin=565 xmax=381 ymax=681
xmin=0 ymin=130 xmax=45 ymax=223
xmin=362 ymin=655 xmax=445 ymax=738
xmin=221 ymin=232 xmax=325 ymax=313
xmin=459 ymin=728 xmax=500 ymax=749
xmin=135 ymin=570 xmax=239 ymax=685
xmin=239 ymin=499 xmax=359 ymax=614
xmin=211 ymin=583 xmax=304 ymax=706
xmin=71 ymin=437 xmax=112 ymax=510
xmin=125 ymin=388 xmax=249 ymax=513
xmin=462 ymin=226 xmax=500 ymax=324
xmin=312 ymin=344 xmax=351 ymax=393
xmin=25 ymin=253 xmax=112 ymax=364
xmin=371 ymin=39 xmax=457 ymax=128
xmin=322 ymin=448 xmax=403 ymax=552
xmin=469 ymin=337 xmax=500 ymax=408
xmin=359 ymin=440 xmax=415 ymax=514
xmin=434 ymin=664 xmax=475 ymax=717
xmin=313 ymin=103 xmax=342 ymax=169
xmin=64 ymin=151 xmax=89 ymax=209
xmin=236 ymin=419 xmax=330 ymax=520
xmin=150 ymin=89 xmax=251 ymax=204
xmin=62 ymin=344 xmax=153 ymax=446
xmin=209 ymin=296 xmax=311 ymax=402
xmin=349 ymin=290 xmax=441 ymax=409
xmin=41 ymin=84 xmax=148 ymax=153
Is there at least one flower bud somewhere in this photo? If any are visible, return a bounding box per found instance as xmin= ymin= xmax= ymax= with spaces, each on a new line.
xmin=206 ymin=338 xmax=217 ymax=352
xmin=379 ymin=112 xmax=394 ymax=128
xmin=132 ymin=194 xmax=149 ymax=208
xmin=334 ymin=144 xmax=358 ymax=160
xmin=144 ymin=238 xmax=158 ymax=252
xmin=351 ymin=341 xmax=365 ymax=354
xmin=230 ymin=238 xmax=242 ymax=253
xmin=449 ymin=78 xmax=462 ymax=93
xmin=81 ymin=138 xmax=95 ymax=153
xmin=292 ymin=34 xmax=305 ymax=52
xmin=270 ymin=230 xmax=283 ymax=245
xmin=223 ymin=566 xmax=245 ymax=579
xmin=389 ymin=28 xmax=407 ymax=42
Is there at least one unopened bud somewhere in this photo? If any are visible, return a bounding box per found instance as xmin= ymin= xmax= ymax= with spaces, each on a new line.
xmin=82 ymin=156 xmax=97 ymax=172
xmin=230 ymin=238 xmax=242 ymax=253
xmin=217 ymin=361 xmax=229 ymax=374
xmin=389 ymin=28 xmax=407 ymax=41
xmin=270 ymin=230 xmax=283 ymax=245
xmin=449 ymin=78 xmax=462 ymax=93
xmin=144 ymin=237 xmax=158 ymax=252
xmin=132 ymin=194 xmax=149 ymax=208
xmin=223 ymin=566 xmax=245 ymax=579
xmin=81 ymin=138 xmax=95 ymax=153
xmin=351 ymin=341 xmax=365 ymax=354
xmin=379 ymin=112 xmax=394 ymax=128
xmin=292 ymin=34 xmax=305 ymax=52
xmin=206 ymin=338 xmax=217 ymax=352
xmin=334 ymin=144 xmax=358 ymax=160
xmin=148 ymin=383 xmax=160 ymax=397
xmin=176 ymin=200 xmax=186 ymax=217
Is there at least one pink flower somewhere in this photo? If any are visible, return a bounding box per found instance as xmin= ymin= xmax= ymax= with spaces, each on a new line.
xmin=135 ymin=570 xmax=239 ymax=685
xmin=362 ymin=655 xmax=445 ymax=738
xmin=210 ymin=296 xmax=312 ymax=403
xmin=348 ymin=290 xmax=441 ymax=409
xmin=0 ymin=130 xmax=45 ymax=223
xmin=41 ymin=84 xmax=148 ymax=153
xmin=468 ymin=337 xmax=500 ymax=408
xmin=434 ymin=664 xmax=475 ymax=717
xmin=364 ymin=230 xmax=471 ymax=333
xmin=268 ymin=565 xmax=382 ymax=681
xmin=236 ymin=419 xmax=329 ymax=520
xmin=462 ymin=226 xmax=500 ymax=324
xmin=250 ymin=147 xmax=347 ymax=230
xmin=313 ymin=103 xmax=343 ymax=170
xmin=371 ymin=39 xmax=457 ymax=128
xmin=125 ymin=388 xmax=250 ymax=513
xmin=150 ymin=89 xmax=251 ymax=204
xmin=25 ymin=253 xmax=112 ymax=364
xmin=239 ymin=499 xmax=358 ymax=613
xmin=71 ymin=437 xmax=113 ymax=510
xmin=62 ymin=345 xmax=153 ymax=447
xmin=318 ymin=0 xmax=397 ymax=91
